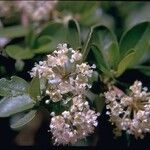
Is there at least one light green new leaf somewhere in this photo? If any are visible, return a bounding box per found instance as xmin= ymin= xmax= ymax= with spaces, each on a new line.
xmin=116 ymin=51 xmax=135 ymax=77
xmin=0 ymin=25 xmax=28 ymax=38
xmin=0 ymin=95 xmax=35 ymax=117
xmin=10 ymin=110 xmax=37 ymax=129
xmin=119 ymin=22 xmax=150 ymax=66
xmin=28 ymin=76 xmax=41 ymax=101
xmin=5 ymin=45 xmax=34 ymax=60
xmin=0 ymin=76 xmax=29 ymax=97
xmin=108 ymin=42 xmax=120 ymax=69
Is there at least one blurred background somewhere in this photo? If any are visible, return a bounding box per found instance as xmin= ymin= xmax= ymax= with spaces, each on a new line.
xmin=0 ymin=1 xmax=150 ymax=148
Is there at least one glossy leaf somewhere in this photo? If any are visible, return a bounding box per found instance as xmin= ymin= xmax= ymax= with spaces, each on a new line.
xmin=10 ymin=110 xmax=37 ymax=129
xmin=116 ymin=51 xmax=135 ymax=77
xmin=0 ymin=95 xmax=35 ymax=117
xmin=91 ymin=44 xmax=109 ymax=74
xmin=0 ymin=76 xmax=29 ymax=97
xmin=82 ymin=25 xmax=118 ymax=68
xmin=66 ymin=19 xmax=81 ymax=48
xmin=119 ymin=22 xmax=150 ymax=66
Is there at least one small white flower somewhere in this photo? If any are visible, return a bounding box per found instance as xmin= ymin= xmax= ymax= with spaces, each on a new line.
xmin=50 ymin=112 xmax=55 ymax=116
xmin=49 ymin=95 xmax=100 ymax=145
xmin=105 ymin=81 xmax=150 ymax=139
xmin=45 ymin=99 xmax=50 ymax=104
xmin=30 ymin=43 xmax=95 ymax=102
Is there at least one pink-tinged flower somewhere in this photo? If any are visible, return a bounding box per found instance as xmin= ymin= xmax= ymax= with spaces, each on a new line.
xmin=30 ymin=43 xmax=95 ymax=102
xmin=50 ymin=95 xmax=100 ymax=145
xmin=105 ymin=81 xmax=150 ymax=139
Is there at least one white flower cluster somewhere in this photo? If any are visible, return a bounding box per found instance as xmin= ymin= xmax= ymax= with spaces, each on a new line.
xmin=16 ymin=1 xmax=57 ymax=22
xmin=0 ymin=1 xmax=57 ymax=22
xmin=50 ymin=95 xmax=100 ymax=145
xmin=105 ymin=81 xmax=150 ymax=139
xmin=30 ymin=43 xmax=96 ymax=102
xmin=30 ymin=43 xmax=99 ymax=145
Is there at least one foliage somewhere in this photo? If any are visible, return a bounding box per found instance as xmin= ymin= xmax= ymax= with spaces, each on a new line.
xmin=0 ymin=1 xmax=150 ymax=147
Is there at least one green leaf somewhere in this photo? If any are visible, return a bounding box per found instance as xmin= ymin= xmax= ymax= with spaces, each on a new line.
xmin=5 ymin=45 xmax=35 ymax=60
xmin=134 ymin=65 xmax=150 ymax=76
xmin=0 ymin=25 xmax=28 ymax=38
xmin=40 ymin=77 xmax=47 ymax=93
xmin=25 ymin=28 xmax=37 ymax=49
xmin=0 ymin=95 xmax=35 ymax=117
xmin=0 ymin=76 xmax=29 ymax=97
xmin=32 ymin=41 xmax=53 ymax=54
xmin=37 ymin=36 xmax=52 ymax=47
xmin=39 ymin=22 xmax=67 ymax=51
xmin=82 ymin=24 xmax=118 ymax=68
xmin=39 ymin=20 xmax=80 ymax=51
xmin=66 ymin=19 xmax=81 ymax=48
xmin=116 ymin=51 xmax=135 ymax=77
xmin=108 ymin=42 xmax=120 ymax=69
xmin=10 ymin=110 xmax=37 ymax=129
xmin=85 ymin=90 xmax=105 ymax=113
xmin=119 ymin=22 xmax=150 ymax=66
xmin=32 ymin=35 xmax=52 ymax=54
xmin=28 ymin=76 xmax=41 ymax=101
xmin=91 ymin=44 xmax=109 ymax=74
